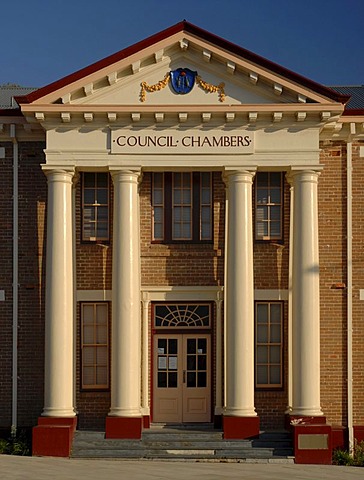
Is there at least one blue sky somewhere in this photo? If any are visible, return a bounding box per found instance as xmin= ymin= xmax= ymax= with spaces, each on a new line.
xmin=2 ymin=0 xmax=363 ymax=88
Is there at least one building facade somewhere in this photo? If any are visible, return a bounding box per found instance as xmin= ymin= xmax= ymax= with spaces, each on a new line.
xmin=0 ymin=21 xmax=363 ymax=463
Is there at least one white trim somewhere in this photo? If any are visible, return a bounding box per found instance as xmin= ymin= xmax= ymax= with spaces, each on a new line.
xmin=141 ymin=286 xmax=223 ymax=302
xmin=76 ymin=290 xmax=112 ymax=301
xmin=76 ymin=287 xmax=287 ymax=302
xmin=254 ymin=289 xmax=288 ymax=301
xmin=359 ymin=290 xmax=364 ymax=301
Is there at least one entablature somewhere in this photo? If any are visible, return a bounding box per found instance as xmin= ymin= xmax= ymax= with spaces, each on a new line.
xmin=23 ymin=103 xmax=343 ymax=130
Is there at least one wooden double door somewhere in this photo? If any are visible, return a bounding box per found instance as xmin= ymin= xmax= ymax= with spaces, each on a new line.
xmin=153 ymin=334 xmax=211 ymax=423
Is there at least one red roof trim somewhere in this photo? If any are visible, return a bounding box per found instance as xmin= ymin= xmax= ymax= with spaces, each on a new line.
xmin=182 ymin=23 xmax=349 ymax=104
xmin=19 ymin=20 xmax=349 ymax=105
xmin=0 ymin=108 xmax=23 ymax=116
xmin=20 ymin=21 xmax=187 ymax=104
xmin=343 ymin=108 xmax=364 ymax=116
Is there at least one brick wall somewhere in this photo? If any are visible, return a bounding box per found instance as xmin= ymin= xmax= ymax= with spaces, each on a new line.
xmin=2 ymin=144 xmax=362 ymax=431
xmin=17 ymin=142 xmax=47 ymax=427
xmin=0 ymin=143 xmax=15 ymax=427
xmin=140 ymin=172 xmax=225 ymax=287
xmin=0 ymin=141 xmax=47 ymax=429
xmin=351 ymin=141 xmax=364 ymax=425
xmin=319 ymin=141 xmax=347 ymax=426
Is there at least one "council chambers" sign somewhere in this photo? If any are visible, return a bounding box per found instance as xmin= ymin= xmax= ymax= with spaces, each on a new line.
xmin=111 ymin=129 xmax=254 ymax=154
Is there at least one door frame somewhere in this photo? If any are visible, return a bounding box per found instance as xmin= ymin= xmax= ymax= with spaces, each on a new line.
xmin=150 ymin=301 xmax=214 ymax=424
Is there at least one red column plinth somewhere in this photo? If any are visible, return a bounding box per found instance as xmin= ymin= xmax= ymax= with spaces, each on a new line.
xmin=32 ymin=417 xmax=77 ymax=457
xmin=292 ymin=422 xmax=332 ymax=464
xmin=143 ymin=416 xmax=150 ymax=429
xmin=105 ymin=416 xmax=142 ymax=439
xmin=223 ymin=416 xmax=260 ymax=439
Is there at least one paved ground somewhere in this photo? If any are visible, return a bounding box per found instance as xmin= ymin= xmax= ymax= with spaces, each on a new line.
xmin=0 ymin=456 xmax=363 ymax=480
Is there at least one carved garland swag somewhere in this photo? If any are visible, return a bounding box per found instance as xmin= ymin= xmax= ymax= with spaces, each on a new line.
xmin=140 ymin=73 xmax=225 ymax=102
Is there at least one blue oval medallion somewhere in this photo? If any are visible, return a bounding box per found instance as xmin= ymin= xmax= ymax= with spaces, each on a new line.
xmin=170 ymin=68 xmax=197 ymax=95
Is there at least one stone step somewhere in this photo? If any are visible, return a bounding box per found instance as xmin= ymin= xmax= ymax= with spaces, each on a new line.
xmin=73 ymin=448 xmax=293 ymax=459
xmin=142 ymin=432 xmax=224 ymax=441
xmin=71 ymin=430 xmax=294 ymax=461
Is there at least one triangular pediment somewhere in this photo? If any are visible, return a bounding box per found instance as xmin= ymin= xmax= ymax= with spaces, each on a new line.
xmin=71 ymin=52 xmax=301 ymax=107
xmin=18 ymin=21 xmax=347 ymax=124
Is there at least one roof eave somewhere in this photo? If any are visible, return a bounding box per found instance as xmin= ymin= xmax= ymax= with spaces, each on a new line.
xmin=343 ymin=108 xmax=364 ymax=116
xmin=0 ymin=107 xmax=23 ymax=117
xmin=17 ymin=20 xmax=349 ymax=106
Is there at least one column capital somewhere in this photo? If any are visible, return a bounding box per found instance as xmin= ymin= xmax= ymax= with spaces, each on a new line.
xmin=286 ymin=166 xmax=323 ymax=185
xmin=109 ymin=167 xmax=141 ymax=184
xmin=215 ymin=289 xmax=224 ymax=305
xmin=141 ymin=291 xmax=150 ymax=304
xmin=223 ymin=168 xmax=256 ymax=186
xmin=72 ymin=171 xmax=80 ymax=188
xmin=41 ymin=166 xmax=75 ymax=185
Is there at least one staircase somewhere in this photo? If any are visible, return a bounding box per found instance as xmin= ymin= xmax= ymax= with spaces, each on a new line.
xmin=72 ymin=425 xmax=294 ymax=462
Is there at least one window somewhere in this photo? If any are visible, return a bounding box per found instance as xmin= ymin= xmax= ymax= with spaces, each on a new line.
xmin=154 ymin=303 xmax=211 ymax=328
xmin=82 ymin=172 xmax=109 ymax=242
xmin=255 ymin=172 xmax=283 ymax=241
xmin=152 ymin=172 xmax=212 ymax=242
xmin=81 ymin=303 xmax=109 ymax=390
xmin=255 ymin=302 xmax=283 ymax=389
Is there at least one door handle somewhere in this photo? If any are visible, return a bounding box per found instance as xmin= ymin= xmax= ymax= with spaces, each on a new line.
xmin=183 ymin=370 xmax=186 ymax=383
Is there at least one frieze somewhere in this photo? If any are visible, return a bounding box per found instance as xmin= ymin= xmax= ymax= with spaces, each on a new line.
xmin=111 ymin=129 xmax=254 ymax=154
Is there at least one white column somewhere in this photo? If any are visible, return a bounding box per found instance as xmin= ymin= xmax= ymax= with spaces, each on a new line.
xmin=109 ymin=169 xmax=142 ymax=417
xmin=224 ymin=170 xmax=257 ymax=417
xmin=42 ymin=168 xmax=76 ymax=417
xmin=291 ymin=169 xmax=323 ymax=417
xmin=286 ymin=174 xmax=294 ymax=414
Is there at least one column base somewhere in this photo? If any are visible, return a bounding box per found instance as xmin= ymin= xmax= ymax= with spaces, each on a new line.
xmin=143 ymin=415 xmax=150 ymax=429
xmin=32 ymin=417 xmax=77 ymax=457
xmin=105 ymin=416 xmax=142 ymax=439
xmin=223 ymin=416 xmax=260 ymax=439
xmin=289 ymin=414 xmax=327 ymax=427
xmin=214 ymin=414 xmax=223 ymax=429
xmin=292 ymin=422 xmax=332 ymax=464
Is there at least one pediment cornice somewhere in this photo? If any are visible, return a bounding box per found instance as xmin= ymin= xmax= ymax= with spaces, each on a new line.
xmin=16 ymin=21 xmax=348 ymax=114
